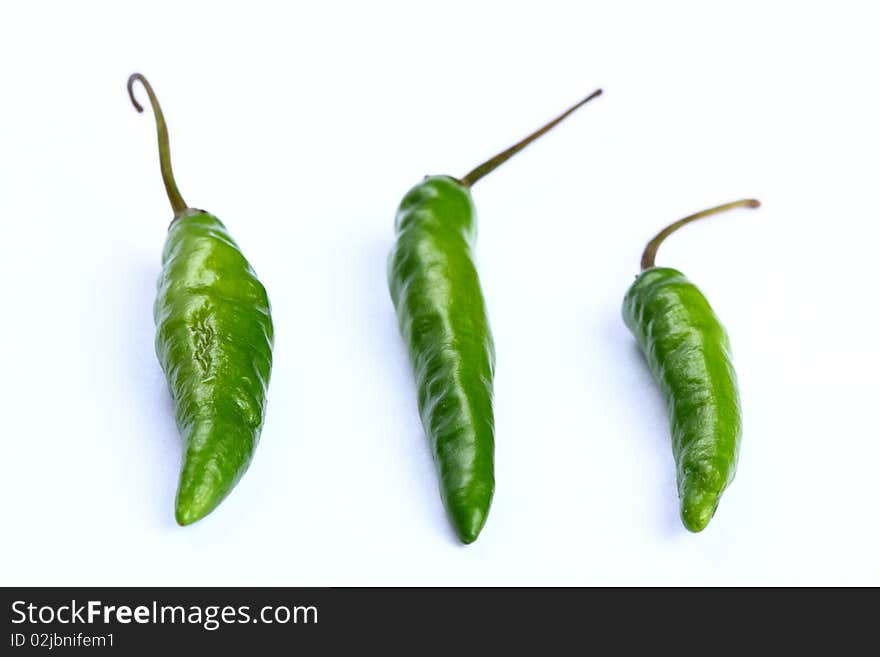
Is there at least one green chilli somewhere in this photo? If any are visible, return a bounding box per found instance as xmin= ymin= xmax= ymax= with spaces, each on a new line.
xmin=389 ymin=89 xmax=602 ymax=543
xmin=129 ymin=74 xmax=274 ymax=526
xmin=622 ymin=199 xmax=760 ymax=532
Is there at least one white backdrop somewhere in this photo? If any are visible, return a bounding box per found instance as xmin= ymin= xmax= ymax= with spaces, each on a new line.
xmin=1 ymin=1 xmax=877 ymax=586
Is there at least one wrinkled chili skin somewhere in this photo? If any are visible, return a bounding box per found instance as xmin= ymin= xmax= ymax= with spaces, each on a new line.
xmin=388 ymin=175 xmax=495 ymax=544
xmin=155 ymin=209 xmax=274 ymax=525
xmin=622 ymin=267 xmax=740 ymax=532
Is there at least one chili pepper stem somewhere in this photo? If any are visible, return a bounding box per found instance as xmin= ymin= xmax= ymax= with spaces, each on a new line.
xmin=458 ymin=88 xmax=603 ymax=188
xmin=640 ymin=199 xmax=761 ymax=271
xmin=128 ymin=73 xmax=188 ymax=218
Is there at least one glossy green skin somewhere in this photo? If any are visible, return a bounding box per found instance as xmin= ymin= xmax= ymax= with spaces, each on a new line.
xmin=388 ymin=176 xmax=495 ymax=544
xmin=622 ymin=267 xmax=740 ymax=532
xmin=155 ymin=209 xmax=274 ymax=525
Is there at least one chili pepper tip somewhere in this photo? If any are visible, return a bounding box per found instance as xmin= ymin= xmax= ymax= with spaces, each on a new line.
xmin=175 ymin=494 xmax=220 ymax=527
xmin=680 ymin=488 xmax=720 ymax=533
xmin=449 ymin=505 xmax=489 ymax=544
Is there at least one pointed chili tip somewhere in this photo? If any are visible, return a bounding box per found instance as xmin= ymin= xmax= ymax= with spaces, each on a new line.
xmin=175 ymin=497 xmax=216 ymax=527
xmin=449 ymin=504 xmax=489 ymax=544
xmin=680 ymin=487 xmax=720 ymax=533
xmin=127 ymin=73 xmax=146 ymax=113
xmin=456 ymin=520 xmax=483 ymax=545
xmin=680 ymin=507 xmax=713 ymax=533
xmin=175 ymin=480 xmax=225 ymax=527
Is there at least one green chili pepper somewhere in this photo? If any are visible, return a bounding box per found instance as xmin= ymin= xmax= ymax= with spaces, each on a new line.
xmin=622 ymin=199 xmax=760 ymax=532
xmin=128 ymin=74 xmax=274 ymax=526
xmin=389 ymin=89 xmax=603 ymax=543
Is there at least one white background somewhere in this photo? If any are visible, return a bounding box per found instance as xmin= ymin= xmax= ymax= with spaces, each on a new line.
xmin=1 ymin=1 xmax=877 ymax=586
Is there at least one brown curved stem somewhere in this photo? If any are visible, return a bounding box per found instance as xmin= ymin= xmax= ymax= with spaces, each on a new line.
xmin=128 ymin=73 xmax=187 ymax=217
xmin=640 ymin=199 xmax=761 ymax=271
xmin=459 ymin=88 xmax=603 ymax=188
